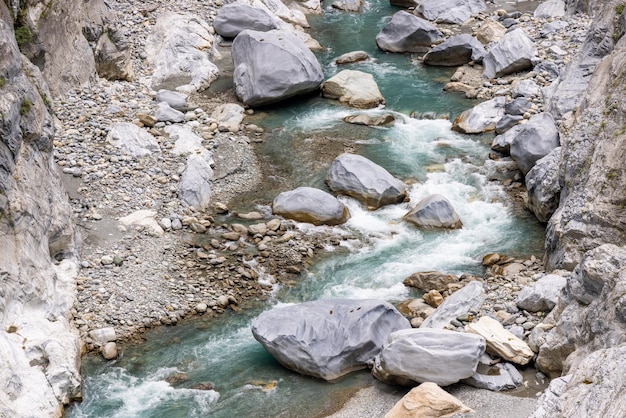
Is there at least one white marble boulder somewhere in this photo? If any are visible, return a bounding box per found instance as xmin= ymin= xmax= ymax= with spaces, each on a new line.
xmin=232 ymin=30 xmax=324 ymax=107
xmin=376 ymin=11 xmax=442 ymax=53
xmin=533 ymin=0 xmax=566 ymax=18
xmin=516 ymin=274 xmax=567 ymax=312
xmin=483 ymin=28 xmax=537 ymax=79
xmin=179 ymin=153 xmax=214 ymax=211
xmin=510 ymin=113 xmax=560 ymax=175
xmin=326 ymin=153 xmax=406 ymax=210
xmin=452 ymin=96 xmax=505 ymax=134
xmin=386 ymin=382 xmax=474 ymax=417
xmin=251 ymin=299 xmax=411 ymax=380
xmin=107 ymin=122 xmax=160 ymax=158
xmin=417 ymin=0 xmax=487 ymax=25
xmin=402 ymin=194 xmax=462 ymax=230
xmin=156 ymin=89 xmax=189 ymax=111
xmin=421 ymin=280 xmax=486 ymax=329
xmin=423 ymin=34 xmax=486 ymax=67
xmin=322 ymin=70 xmax=385 ymax=109
xmin=372 ymin=328 xmax=486 ymax=386
xmin=213 ymin=3 xmax=283 ymax=38
xmin=526 ymin=147 xmax=562 ymax=223
xmin=272 ymin=186 xmax=350 ymax=225
xmin=466 ymin=316 xmax=534 ymax=365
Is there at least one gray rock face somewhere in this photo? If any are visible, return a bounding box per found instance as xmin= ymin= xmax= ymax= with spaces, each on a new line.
xmin=107 ymin=123 xmax=161 ymax=157
xmin=491 ymin=124 xmax=521 ymax=153
xmin=94 ymin=26 xmax=134 ymax=81
xmin=530 ymin=376 xmax=569 ymax=418
xmin=452 ymin=96 xmax=505 ymax=134
xmin=180 ymin=153 xmax=214 ymax=211
xmin=417 ymin=0 xmax=487 ymax=24
xmin=423 ymin=34 xmax=486 ymax=67
xmin=272 ymin=187 xmax=350 ymax=225
xmin=232 ymin=30 xmax=324 ymax=107
xmin=156 ymin=90 xmax=189 ymax=111
xmin=326 ymin=153 xmax=406 ymax=209
xmin=145 ymin=12 xmax=219 ymax=92
xmin=517 ymin=274 xmax=567 ymax=312
xmin=463 ymin=356 xmax=523 ymax=391
xmin=214 ymin=3 xmax=282 ymax=38
xmin=375 ymin=11 xmax=442 ymax=53
xmin=510 ymin=113 xmax=560 ymax=175
xmin=322 ymin=70 xmax=385 ymax=109
xmin=421 ymin=281 xmax=486 ymax=329
xmin=526 ymin=147 xmax=562 ymax=223
xmin=403 ymin=194 xmax=463 ymax=230
xmin=495 ymin=114 xmax=523 ymax=134
xmin=512 ymin=79 xmax=541 ymax=98
xmin=483 ymin=28 xmax=537 ymax=79
xmin=372 ymin=328 xmax=486 ymax=386
xmin=251 ymin=299 xmax=411 ymax=380
xmin=505 ymin=97 xmax=532 ymax=115
xmin=534 ymin=0 xmax=566 ymax=18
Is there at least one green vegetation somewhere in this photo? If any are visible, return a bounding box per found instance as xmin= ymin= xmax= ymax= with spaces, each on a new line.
xmin=14 ymin=25 xmax=33 ymax=47
xmin=616 ymin=3 xmax=625 ymax=15
xmin=0 ymin=76 xmax=5 ymax=88
xmin=20 ymin=99 xmax=32 ymax=115
xmin=42 ymin=95 xmax=51 ymax=107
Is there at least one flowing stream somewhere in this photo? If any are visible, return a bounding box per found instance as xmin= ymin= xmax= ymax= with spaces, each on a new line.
xmin=67 ymin=1 xmax=546 ymax=417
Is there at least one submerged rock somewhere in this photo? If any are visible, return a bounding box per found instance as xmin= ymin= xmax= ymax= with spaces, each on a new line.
xmin=326 ymin=153 xmax=406 ymax=209
xmin=376 ymin=11 xmax=442 ymax=53
xmin=322 ymin=70 xmax=385 ymax=109
xmin=272 ymin=186 xmax=350 ymax=225
xmin=385 ymin=382 xmax=474 ymax=417
xmin=451 ymin=96 xmax=505 ymax=134
xmin=372 ymin=328 xmax=486 ymax=386
xmin=251 ymin=299 xmax=410 ymax=380
xmin=402 ymin=194 xmax=462 ymax=230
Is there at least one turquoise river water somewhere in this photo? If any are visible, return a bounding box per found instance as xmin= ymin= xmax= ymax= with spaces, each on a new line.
xmin=67 ymin=1 xmax=546 ymax=417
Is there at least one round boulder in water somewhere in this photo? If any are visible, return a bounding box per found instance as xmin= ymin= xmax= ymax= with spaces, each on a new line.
xmin=403 ymin=194 xmax=462 ymax=230
xmin=251 ymin=299 xmax=411 ymax=380
xmin=272 ymin=186 xmax=349 ymax=225
xmin=375 ymin=11 xmax=442 ymax=53
xmin=322 ymin=70 xmax=385 ymax=109
xmin=326 ymin=153 xmax=407 ymax=210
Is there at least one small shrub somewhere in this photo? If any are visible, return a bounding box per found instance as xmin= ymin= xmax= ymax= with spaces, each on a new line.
xmin=616 ymin=3 xmax=625 ymax=15
xmin=20 ymin=99 xmax=32 ymax=115
xmin=0 ymin=76 xmax=5 ymax=88
xmin=14 ymin=25 xmax=33 ymax=46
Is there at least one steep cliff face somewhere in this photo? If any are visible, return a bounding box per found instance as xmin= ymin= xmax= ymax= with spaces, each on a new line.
xmin=0 ymin=1 xmax=81 ymax=416
xmin=545 ymin=0 xmax=626 ymax=270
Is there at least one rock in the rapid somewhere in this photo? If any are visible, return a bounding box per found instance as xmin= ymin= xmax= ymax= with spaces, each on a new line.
xmin=119 ymin=210 xmax=165 ymax=237
xmin=107 ymin=122 xmax=160 ymax=157
xmin=417 ymin=0 xmax=487 ymax=24
xmin=323 ymin=70 xmax=385 ymax=109
xmin=180 ymin=153 xmax=214 ymax=211
xmin=102 ymin=342 xmax=119 ymax=360
xmin=376 ymin=11 xmax=443 ymax=53
xmin=342 ymin=113 xmax=395 ymax=126
xmin=326 ymin=153 xmax=406 ymax=209
xmin=88 ymin=327 xmax=117 ymax=344
xmin=475 ymin=19 xmax=507 ymax=44
xmin=423 ymin=34 xmax=486 ymax=66
xmin=94 ymin=26 xmax=135 ymax=81
xmin=213 ymin=3 xmax=283 ymax=38
xmin=526 ymin=147 xmax=562 ymax=223
xmin=466 ymin=316 xmax=534 ymax=365
xmin=251 ymin=299 xmax=411 ymax=380
xmin=517 ymin=274 xmax=567 ymax=312
xmin=463 ymin=356 xmax=523 ymax=391
xmin=451 ymin=96 xmax=505 ymax=134
xmin=372 ymin=328 xmax=486 ymax=386
xmin=232 ymin=29 xmax=324 ymax=107
xmin=154 ymin=102 xmax=185 ymax=123
xmin=533 ymin=0 xmax=566 ymax=18
xmin=156 ymin=89 xmax=189 ymax=111
xmin=272 ymin=186 xmax=350 ymax=225
xmin=385 ymin=382 xmax=474 ymax=418
xmin=403 ymin=194 xmax=462 ymax=230
xmin=336 ymin=50 xmax=369 ymax=65
xmin=332 ymin=0 xmax=363 ymax=12
xmin=403 ymin=271 xmax=460 ymax=293
xmin=145 ymin=12 xmax=219 ymax=92
xmin=510 ymin=113 xmax=560 ymax=175
xmin=211 ymin=103 xmax=245 ymax=132
xmin=421 ymin=281 xmax=486 ymax=329
xmin=482 ymin=28 xmax=537 ymax=79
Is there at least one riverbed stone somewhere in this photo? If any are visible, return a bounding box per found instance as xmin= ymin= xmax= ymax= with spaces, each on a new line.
xmin=417 ymin=0 xmax=487 ymax=24
xmin=517 ymin=274 xmax=567 ymax=312
xmin=211 ymin=103 xmax=245 ymax=132
xmin=272 ymin=186 xmax=350 ymax=225
xmin=533 ymin=0 xmax=565 ymax=18
xmin=232 ymin=29 xmax=324 ymax=107
xmin=156 ymin=89 xmax=189 ymax=111
xmin=89 ymin=327 xmax=117 ymax=344
xmin=421 ymin=281 xmax=486 ymax=329
xmin=423 ymin=34 xmax=486 ymax=67
xmin=335 ymin=50 xmax=369 ymax=65
xmin=179 ymin=153 xmax=214 ymax=211
xmin=326 ymin=153 xmax=406 ymax=209
xmin=107 ymin=122 xmax=160 ymax=158
xmin=213 ymin=3 xmax=282 ymax=38
xmin=482 ymin=28 xmax=537 ymax=79
xmin=372 ymin=328 xmax=486 ymax=386
xmin=376 ymin=11 xmax=442 ymax=53
xmin=451 ymin=96 xmax=505 ymax=134
xmin=526 ymin=147 xmax=561 ymax=223
xmin=466 ymin=316 xmax=534 ymax=365
xmin=385 ymin=382 xmax=474 ymax=418
xmin=402 ymin=194 xmax=462 ymax=230
xmin=164 ymin=125 xmax=209 ymax=157
xmin=512 ymin=79 xmax=541 ymax=98
xmin=322 ymin=70 xmax=385 ymax=109
xmin=155 ymin=102 xmax=185 ymax=123
xmin=119 ymin=210 xmax=165 ymax=237
xmin=403 ymin=271 xmax=460 ymax=293
xmin=491 ymin=124 xmax=521 ymax=154
xmin=251 ymin=299 xmax=411 ymax=380
xmin=102 ymin=342 xmax=118 ymax=360
xmin=510 ymin=113 xmax=560 ymax=175
xmin=475 ymin=19 xmax=506 ymax=44
xmin=463 ymin=356 xmax=523 ymax=391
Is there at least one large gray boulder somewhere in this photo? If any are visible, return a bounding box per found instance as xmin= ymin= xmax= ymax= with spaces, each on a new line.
xmin=213 ymin=3 xmax=283 ymax=38
xmin=179 ymin=153 xmax=214 ymax=211
xmin=332 ymin=0 xmax=363 ymax=12
xmin=526 ymin=147 xmax=562 ymax=223
xmin=452 ymin=96 xmax=505 ymax=134
xmin=517 ymin=274 xmax=567 ymax=312
xmin=423 ymin=34 xmax=486 ymax=67
xmin=372 ymin=328 xmax=486 ymax=386
xmin=421 ymin=281 xmax=486 ymax=329
xmin=326 ymin=153 xmax=406 ymax=209
xmin=145 ymin=12 xmax=219 ymax=92
xmin=232 ymin=30 xmax=324 ymax=107
xmin=376 ymin=11 xmax=442 ymax=53
xmin=402 ymin=194 xmax=462 ymax=230
xmin=107 ymin=123 xmax=160 ymax=158
xmin=156 ymin=89 xmax=189 ymax=111
xmin=463 ymin=357 xmax=523 ymax=391
xmin=491 ymin=124 xmax=521 ymax=154
xmin=322 ymin=70 xmax=385 ymax=109
xmin=533 ymin=0 xmax=566 ymax=18
xmin=482 ymin=28 xmax=537 ymax=79
xmin=251 ymin=299 xmax=411 ymax=380
xmin=510 ymin=113 xmax=560 ymax=175
xmin=154 ymin=102 xmax=185 ymax=123
xmin=272 ymin=187 xmax=350 ymax=225
xmin=417 ymin=0 xmax=487 ymax=24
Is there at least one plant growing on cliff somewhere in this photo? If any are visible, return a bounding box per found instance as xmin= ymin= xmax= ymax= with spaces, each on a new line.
xmin=14 ymin=25 xmax=33 ymax=47
xmin=616 ymin=3 xmax=625 ymax=15
xmin=20 ymin=99 xmax=32 ymax=115
xmin=0 ymin=76 xmax=5 ymax=88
